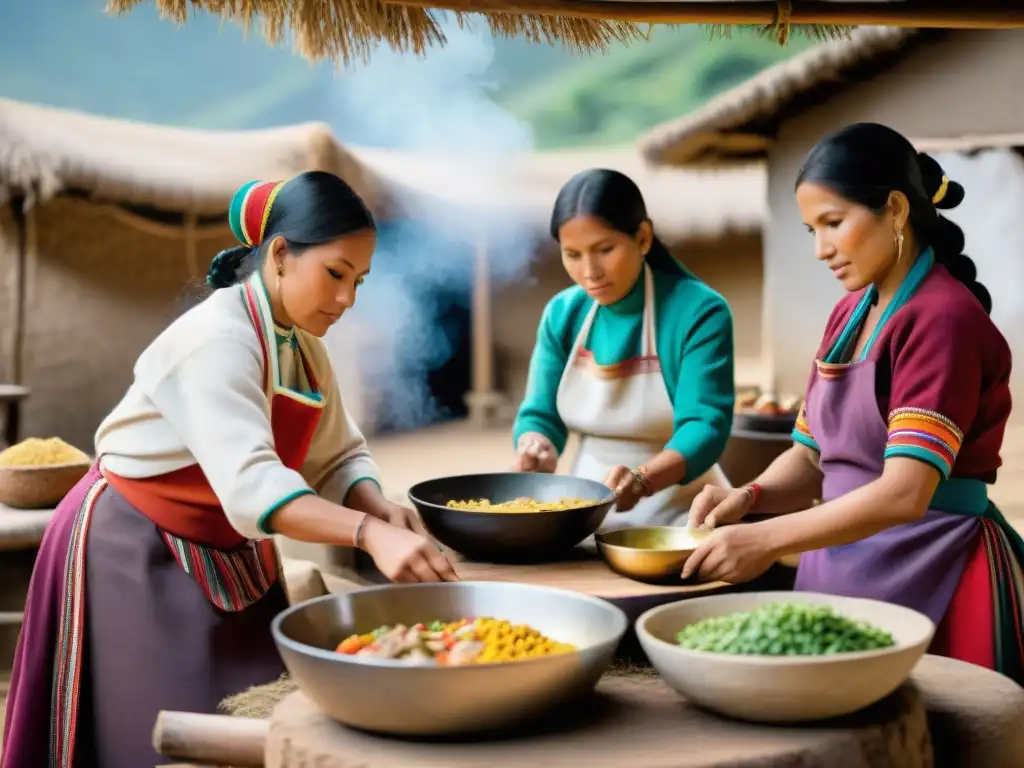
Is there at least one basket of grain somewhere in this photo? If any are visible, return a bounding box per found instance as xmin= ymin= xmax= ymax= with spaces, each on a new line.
xmin=0 ymin=438 xmax=93 ymax=509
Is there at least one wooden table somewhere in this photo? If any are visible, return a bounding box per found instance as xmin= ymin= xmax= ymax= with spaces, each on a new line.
xmin=0 ymin=502 xmax=54 ymax=552
xmin=456 ymin=550 xmax=731 ymax=601
xmin=0 ymin=385 xmax=29 ymax=448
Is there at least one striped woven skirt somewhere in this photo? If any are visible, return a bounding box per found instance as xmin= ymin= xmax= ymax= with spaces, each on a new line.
xmin=1 ymin=467 xmax=288 ymax=768
xmin=931 ymin=505 xmax=1024 ymax=685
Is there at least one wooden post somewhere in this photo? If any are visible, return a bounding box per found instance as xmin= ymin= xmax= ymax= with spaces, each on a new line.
xmin=464 ymin=227 xmax=509 ymax=427
xmin=10 ymin=196 xmax=26 ymax=384
xmin=183 ymin=210 xmax=199 ymax=279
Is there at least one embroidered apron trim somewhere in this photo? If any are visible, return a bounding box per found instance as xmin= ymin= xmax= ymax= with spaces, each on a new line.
xmin=51 ymin=475 xmax=107 ymax=768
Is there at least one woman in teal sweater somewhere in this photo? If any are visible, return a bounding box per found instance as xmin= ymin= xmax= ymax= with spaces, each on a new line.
xmin=513 ymin=169 xmax=736 ymax=529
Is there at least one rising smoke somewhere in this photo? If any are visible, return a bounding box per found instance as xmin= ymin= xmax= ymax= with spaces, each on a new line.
xmin=322 ymin=18 xmax=541 ymax=433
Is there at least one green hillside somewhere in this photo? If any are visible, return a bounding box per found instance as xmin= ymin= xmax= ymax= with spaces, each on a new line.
xmin=0 ymin=0 xmax=812 ymax=149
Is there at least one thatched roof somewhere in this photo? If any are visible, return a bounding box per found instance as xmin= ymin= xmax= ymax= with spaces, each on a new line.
xmin=0 ymin=98 xmax=764 ymax=243
xmin=638 ymin=25 xmax=921 ymax=166
xmin=352 ymin=146 xmax=765 ymax=243
xmin=105 ymin=1 xmax=1024 ymax=66
xmin=0 ymin=98 xmax=382 ymax=213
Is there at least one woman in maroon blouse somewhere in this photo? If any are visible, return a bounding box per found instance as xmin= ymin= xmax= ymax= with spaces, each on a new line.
xmin=686 ymin=122 xmax=1022 ymax=683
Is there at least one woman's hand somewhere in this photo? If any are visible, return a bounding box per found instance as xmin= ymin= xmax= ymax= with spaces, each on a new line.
xmin=681 ymin=523 xmax=777 ymax=584
xmin=359 ymin=516 xmax=459 ymax=583
xmin=371 ymin=501 xmax=429 ymax=537
xmin=688 ymin=486 xmax=755 ymax=529
xmin=514 ymin=433 xmax=558 ymax=474
xmin=603 ymin=465 xmax=647 ymax=512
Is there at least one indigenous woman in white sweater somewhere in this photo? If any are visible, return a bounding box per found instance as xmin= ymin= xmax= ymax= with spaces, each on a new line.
xmin=2 ymin=171 xmax=457 ymax=768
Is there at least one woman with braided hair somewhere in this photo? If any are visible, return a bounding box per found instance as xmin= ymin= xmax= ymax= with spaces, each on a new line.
xmin=2 ymin=171 xmax=458 ymax=768
xmin=684 ymin=123 xmax=1024 ymax=683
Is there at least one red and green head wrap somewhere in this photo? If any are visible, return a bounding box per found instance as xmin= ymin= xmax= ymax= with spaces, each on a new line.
xmin=228 ymin=179 xmax=288 ymax=248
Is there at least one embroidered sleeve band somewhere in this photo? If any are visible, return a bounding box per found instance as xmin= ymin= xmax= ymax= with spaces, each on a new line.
xmin=791 ymin=404 xmax=819 ymax=452
xmin=884 ymin=407 xmax=964 ymax=479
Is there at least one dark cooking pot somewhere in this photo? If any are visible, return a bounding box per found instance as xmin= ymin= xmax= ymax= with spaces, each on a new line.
xmin=408 ymin=472 xmax=615 ymax=563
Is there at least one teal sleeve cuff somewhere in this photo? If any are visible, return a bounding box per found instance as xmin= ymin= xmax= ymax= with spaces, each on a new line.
xmin=884 ymin=445 xmax=951 ymax=480
xmin=792 ymin=430 xmax=820 ymax=453
xmin=257 ymin=488 xmax=317 ymax=535
xmin=342 ymin=476 xmax=383 ymax=506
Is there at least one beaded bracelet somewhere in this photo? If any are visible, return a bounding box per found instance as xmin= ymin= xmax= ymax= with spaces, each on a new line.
xmin=353 ymin=512 xmax=370 ymax=549
xmin=631 ymin=465 xmax=656 ymax=497
xmin=743 ymin=482 xmax=762 ymax=509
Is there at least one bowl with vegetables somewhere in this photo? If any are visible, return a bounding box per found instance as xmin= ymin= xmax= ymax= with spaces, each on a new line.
xmin=636 ymin=591 xmax=935 ymax=723
xmin=272 ymin=581 xmax=628 ymax=736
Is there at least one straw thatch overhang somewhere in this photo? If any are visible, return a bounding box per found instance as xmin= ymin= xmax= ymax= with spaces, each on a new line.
xmin=0 ymin=98 xmax=762 ymax=244
xmin=638 ymin=25 xmax=929 ymax=167
xmin=0 ymin=98 xmax=384 ymax=217
xmin=104 ymin=1 xmax=1024 ymax=66
xmin=638 ymin=25 xmax=1024 ymax=167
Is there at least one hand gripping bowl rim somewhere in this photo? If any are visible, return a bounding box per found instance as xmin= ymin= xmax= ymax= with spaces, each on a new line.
xmin=271 ymin=581 xmax=630 ymax=670
xmin=407 ymin=472 xmax=616 ymax=516
xmin=636 ymin=590 xmax=936 ymax=665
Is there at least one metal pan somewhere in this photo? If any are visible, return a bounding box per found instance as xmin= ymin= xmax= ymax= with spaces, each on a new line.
xmin=408 ymin=472 xmax=615 ymax=563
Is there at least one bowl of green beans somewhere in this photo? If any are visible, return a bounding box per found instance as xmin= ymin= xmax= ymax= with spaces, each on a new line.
xmin=636 ymin=591 xmax=935 ymax=723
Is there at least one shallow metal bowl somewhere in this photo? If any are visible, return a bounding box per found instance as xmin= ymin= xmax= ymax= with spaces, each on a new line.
xmin=408 ymin=472 xmax=615 ymax=562
xmin=595 ymin=526 xmax=709 ymax=584
xmin=271 ymin=581 xmax=629 ymax=736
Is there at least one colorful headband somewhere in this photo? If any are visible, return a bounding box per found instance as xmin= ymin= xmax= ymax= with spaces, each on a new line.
xmin=932 ymin=175 xmax=950 ymax=205
xmin=228 ymin=179 xmax=287 ymax=247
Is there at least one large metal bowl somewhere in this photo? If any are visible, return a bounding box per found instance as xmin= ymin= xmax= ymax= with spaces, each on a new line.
xmin=408 ymin=472 xmax=615 ymax=562
xmin=271 ymin=581 xmax=629 ymax=736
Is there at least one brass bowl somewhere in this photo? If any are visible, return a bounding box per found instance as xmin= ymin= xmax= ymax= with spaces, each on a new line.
xmin=595 ymin=526 xmax=710 ymax=584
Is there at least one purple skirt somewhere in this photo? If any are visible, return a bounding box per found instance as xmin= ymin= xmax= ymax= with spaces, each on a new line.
xmin=1 ymin=467 xmax=287 ymax=768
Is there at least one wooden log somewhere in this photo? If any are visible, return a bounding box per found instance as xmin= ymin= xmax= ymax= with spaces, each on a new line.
xmin=152 ymin=711 xmax=267 ymax=767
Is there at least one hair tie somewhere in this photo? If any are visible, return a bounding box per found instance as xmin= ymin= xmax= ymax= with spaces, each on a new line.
xmin=228 ymin=179 xmax=287 ymax=247
xmin=932 ymin=175 xmax=950 ymax=205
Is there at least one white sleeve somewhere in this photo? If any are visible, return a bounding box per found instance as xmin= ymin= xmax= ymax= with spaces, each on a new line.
xmin=145 ymin=335 xmax=315 ymax=540
xmin=301 ymin=367 xmax=383 ymax=507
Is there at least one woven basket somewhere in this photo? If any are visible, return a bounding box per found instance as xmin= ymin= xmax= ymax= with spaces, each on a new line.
xmin=0 ymin=462 xmax=92 ymax=509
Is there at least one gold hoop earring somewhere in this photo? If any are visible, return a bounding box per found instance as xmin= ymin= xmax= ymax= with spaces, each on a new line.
xmin=894 ymin=228 xmax=905 ymax=264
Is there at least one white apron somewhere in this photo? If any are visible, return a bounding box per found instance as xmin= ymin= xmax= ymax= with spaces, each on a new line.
xmin=556 ymin=265 xmax=731 ymax=531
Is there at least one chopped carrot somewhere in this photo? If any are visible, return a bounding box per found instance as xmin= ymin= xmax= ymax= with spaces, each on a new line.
xmin=336 ymin=636 xmax=363 ymax=655
xmin=435 ymin=651 xmax=450 ymax=666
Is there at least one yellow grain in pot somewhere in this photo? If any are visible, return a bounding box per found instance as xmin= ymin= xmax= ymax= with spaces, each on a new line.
xmin=470 ymin=618 xmax=576 ymax=663
xmin=0 ymin=437 xmax=91 ymax=468
xmin=446 ymin=496 xmax=592 ymax=513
